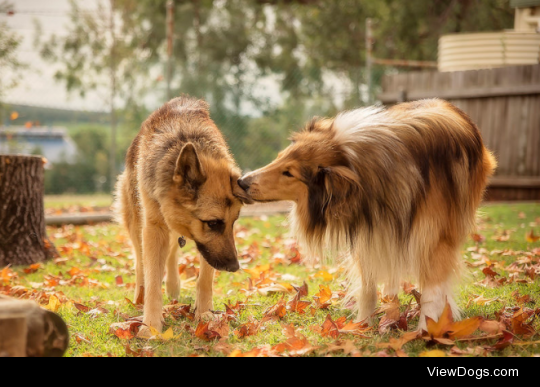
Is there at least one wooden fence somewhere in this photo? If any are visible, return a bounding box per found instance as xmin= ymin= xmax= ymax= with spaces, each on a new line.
xmin=378 ymin=64 xmax=540 ymax=201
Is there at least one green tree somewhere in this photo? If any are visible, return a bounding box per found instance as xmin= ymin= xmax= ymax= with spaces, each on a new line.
xmin=36 ymin=0 xmax=153 ymax=189
xmin=38 ymin=0 xmax=516 ymax=176
xmin=44 ymin=125 xmax=112 ymax=194
xmin=0 ymin=1 xmax=23 ymax=124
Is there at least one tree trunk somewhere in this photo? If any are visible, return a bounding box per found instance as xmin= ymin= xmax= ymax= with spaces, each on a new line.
xmin=0 ymin=155 xmax=58 ymax=266
xmin=0 ymin=296 xmax=69 ymax=357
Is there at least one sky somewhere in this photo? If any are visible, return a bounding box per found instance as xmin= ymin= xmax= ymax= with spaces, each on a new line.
xmin=1 ymin=0 xmax=110 ymax=112
xmin=1 ymin=0 xmax=337 ymax=116
xmin=1 ymin=0 xmax=282 ymax=115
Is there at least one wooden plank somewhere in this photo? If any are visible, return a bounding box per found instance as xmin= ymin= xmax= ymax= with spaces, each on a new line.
xmin=489 ymin=176 xmax=540 ymax=188
xmin=378 ymin=83 xmax=540 ymax=103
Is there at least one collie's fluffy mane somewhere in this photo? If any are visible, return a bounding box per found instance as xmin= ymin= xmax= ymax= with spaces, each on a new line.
xmin=290 ymin=99 xmax=494 ymax=266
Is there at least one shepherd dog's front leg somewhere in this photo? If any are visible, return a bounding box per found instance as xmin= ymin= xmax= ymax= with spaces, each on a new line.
xmin=140 ymin=223 xmax=169 ymax=334
xmin=194 ymin=257 xmax=215 ymax=320
xmin=139 ymin=196 xmax=170 ymax=335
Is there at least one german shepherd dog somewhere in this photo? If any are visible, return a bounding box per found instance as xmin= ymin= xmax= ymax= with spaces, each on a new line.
xmin=115 ymin=96 xmax=251 ymax=333
xmin=238 ymin=99 xmax=496 ymax=330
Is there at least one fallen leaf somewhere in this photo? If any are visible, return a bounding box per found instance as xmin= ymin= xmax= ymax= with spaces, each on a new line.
xmin=378 ymin=297 xmax=401 ymax=334
xmin=109 ymin=321 xmax=144 ymax=340
xmin=312 ymin=284 xmax=333 ymax=310
xmin=44 ymin=294 xmax=61 ymax=312
xmin=479 ymin=320 xmax=505 ymax=335
xmin=23 ymin=264 xmax=41 ymax=274
xmin=420 ymin=350 xmax=446 ymax=357
xmin=73 ymin=303 xmax=91 ymax=313
xmin=320 ymin=314 xmax=340 ymax=339
xmin=377 ymin=331 xmax=419 ymax=352
xmin=115 ymin=275 xmax=124 ymax=286
xmin=325 ymin=340 xmax=361 ymax=357
xmin=194 ymin=322 xmax=222 ymax=342
xmin=511 ymin=308 xmax=536 ymax=337
xmin=471 ymin=233 xmax=485 ymax=243
xmin=526 ymin=229 xmax=540 ymax=243
xmin=292 ymin=282 xmax=309 ymax=298
xmin=425 ymin=301 xmax=482 ymax=340
xmin=262 ymin=299 xmax=287 ymax=322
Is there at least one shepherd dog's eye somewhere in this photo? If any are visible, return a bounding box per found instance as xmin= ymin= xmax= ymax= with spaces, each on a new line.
xmin=205 ymin=220 xmax=224 ymax=230
xmin=283 ymin=171 xmax=293 ymax=178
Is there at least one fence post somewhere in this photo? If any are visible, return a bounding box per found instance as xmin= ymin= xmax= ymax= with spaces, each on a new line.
xmin=365 ymin=18 xmax=373 ymax=105
xmin=166 ymin=0 xmax=175 ymax=101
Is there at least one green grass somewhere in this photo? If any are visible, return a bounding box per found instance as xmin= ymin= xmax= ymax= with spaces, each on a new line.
xmin=44 ymin=194 xmax=113 ymax=211
xmin=2 ymin=203 xmax=540 ymax=357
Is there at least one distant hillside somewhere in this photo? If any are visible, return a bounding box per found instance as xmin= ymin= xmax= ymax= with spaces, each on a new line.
xmin=2 ymin=105 xmax=110 ymax=127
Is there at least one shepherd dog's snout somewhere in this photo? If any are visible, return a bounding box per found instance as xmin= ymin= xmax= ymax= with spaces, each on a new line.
xmin=196 ymin=242 xmax=240 ymax=273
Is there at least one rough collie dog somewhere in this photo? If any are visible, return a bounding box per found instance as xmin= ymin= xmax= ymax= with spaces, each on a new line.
xmin=238 ymin=99 xmax=496 ymax=330
xmin=115 ymin=96 xmax=251 ymax=334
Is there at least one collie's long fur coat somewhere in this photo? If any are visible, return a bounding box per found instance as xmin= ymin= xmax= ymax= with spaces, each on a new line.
xmin=238 ymin=99 xmax=496 ymax=329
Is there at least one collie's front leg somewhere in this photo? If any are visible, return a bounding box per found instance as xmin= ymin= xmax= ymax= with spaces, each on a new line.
xmin=355 ymin=276 xmax=377 ymax=325
xmin=194 ymin=257 xmax=214 ymax=321
xmin=418 ymin=242 xmax=461 ymax=331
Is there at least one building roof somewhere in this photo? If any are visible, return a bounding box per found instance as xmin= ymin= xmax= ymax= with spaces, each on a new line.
xmin=0 ymin=126 xmax=77 ymax=164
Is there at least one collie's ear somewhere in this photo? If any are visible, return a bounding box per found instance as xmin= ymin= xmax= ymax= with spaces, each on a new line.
xmin=323 ymin=166 xmax=358 ymax=198
xmin=174 ymin=143 xmax=207 ymax=190
xmin=308 ymin=166 xmax=357 ymax=228
xmin=231 ymin=172 xmax=254 ymax=204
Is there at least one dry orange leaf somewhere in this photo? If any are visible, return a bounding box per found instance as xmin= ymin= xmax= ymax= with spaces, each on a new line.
xmin=526 ymin=229 xmax=540 ymax=243
xmin=320 ymin=314 xmax=340 ymax=338
xmin=44 ymin=294 xmax=61 ymax=312
xmin=194 ymin=321 xmax=222 ymax=342
xmin=110 ymin=321 xmax=144 ymax=340
xmin=425 ymin=302 xmax=482 ymax=339
xmin=293 ymin=282 xmax=309 ymax=298
xmin=288 ymin=299 xmax=312 ymax=314
xmin=263 ymin=299 xmax=287 ymax=321
xmin=312 ymin=271 xmax=333 ymax=282
xmin=1 ymin=266 xmax=16 ymax=283
xmin=377 ymin=331 xmax=419 ymax=352
xmin=243 ymin=264 xmax=272 ymax=280
xmin=23 ymin=264 xmax=41 ymax=274
xmin=235 ymin=320 xmax=260 ymax=339
xmin=511 ymin=308 xmax=536 ymax=336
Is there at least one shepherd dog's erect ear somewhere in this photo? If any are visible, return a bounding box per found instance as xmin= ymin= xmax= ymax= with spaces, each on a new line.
xmin=174 ymin=143 xmax=207 ymax=190
xmin=232 ymin=172 xmax=254 ymax=205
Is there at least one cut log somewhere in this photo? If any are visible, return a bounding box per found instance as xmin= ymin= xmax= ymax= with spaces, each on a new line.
xmin=0 ymin=155 xmax=58 ymax=266
xmin=0 ymin=313 xmax=27 ymax=357
xmin=0 ymin=296 xmax=69 ymax=357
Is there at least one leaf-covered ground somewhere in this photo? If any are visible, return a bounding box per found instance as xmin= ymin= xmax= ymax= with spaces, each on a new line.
xmin=1 ymin=203 xmax=540 ymax=357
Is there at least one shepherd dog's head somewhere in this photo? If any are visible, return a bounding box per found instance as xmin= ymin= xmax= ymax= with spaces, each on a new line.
xmin=160 ymin=142 xmax=252 ymax=273
xmin=238 ymin=118 xmax=359 ymax=243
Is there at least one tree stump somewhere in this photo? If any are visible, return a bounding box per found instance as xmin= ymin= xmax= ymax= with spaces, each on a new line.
xmin=0 ymin=296 xmax=69 ymax=357
xmin=0 ymin=155 xmax=58 ymax=266
xmin=0 ymin=313 xmax=27 ymax=357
